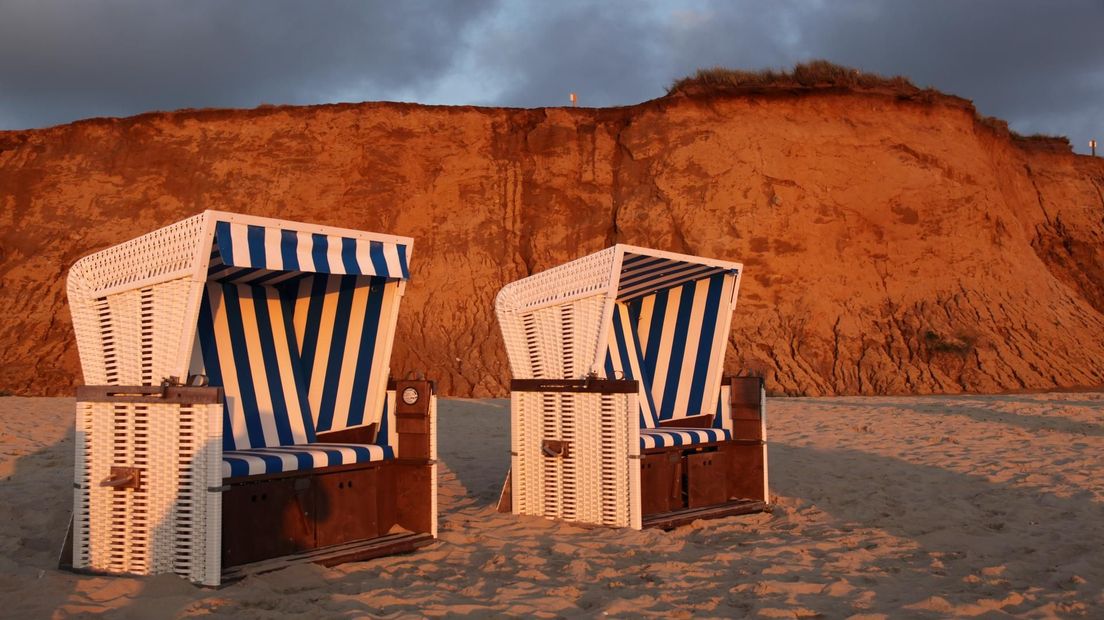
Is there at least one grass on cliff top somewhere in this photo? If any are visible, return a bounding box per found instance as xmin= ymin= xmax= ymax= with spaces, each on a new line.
xmin=668 ymin=60 xmax=1073 ymax=150
xmin=667 ymin=60 xmax=928 ymax=97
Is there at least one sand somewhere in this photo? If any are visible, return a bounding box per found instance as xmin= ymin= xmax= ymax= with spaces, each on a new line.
xmin=0 ymin=393 xmax=1101 ymax=618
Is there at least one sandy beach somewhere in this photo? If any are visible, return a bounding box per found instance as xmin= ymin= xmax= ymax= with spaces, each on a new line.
xmin=1 ymin=393 xmax=1101 ymax=618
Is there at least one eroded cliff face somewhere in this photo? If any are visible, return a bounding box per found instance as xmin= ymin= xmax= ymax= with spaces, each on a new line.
xmin=1 ymin=92 xmax=1102 ymax=396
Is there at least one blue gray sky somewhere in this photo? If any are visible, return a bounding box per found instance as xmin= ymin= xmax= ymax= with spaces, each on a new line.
xmin=1 ymin=0 xmax=1101 ymax=153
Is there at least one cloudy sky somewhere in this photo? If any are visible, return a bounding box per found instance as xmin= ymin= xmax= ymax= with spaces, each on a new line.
xmin=1 ymin=0 xmax=1101 ymax=153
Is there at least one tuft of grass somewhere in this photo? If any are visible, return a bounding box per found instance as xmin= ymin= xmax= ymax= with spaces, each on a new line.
xmin=923 ymin=330 xmax=976 ymax=355
xmin=667 ymin=60 xmax=926 ymax=97
xmin=668 ymin=62 xmax=1073 ymax=153
xmin=1010 ymin=132 xmax=1072 ymax=147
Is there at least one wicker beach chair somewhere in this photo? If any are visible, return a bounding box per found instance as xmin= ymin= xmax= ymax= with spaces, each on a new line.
xmin=496 ymin=245 xmax=769 ymax=529
xmin=64 ymin=211 xmax=437 ymax=585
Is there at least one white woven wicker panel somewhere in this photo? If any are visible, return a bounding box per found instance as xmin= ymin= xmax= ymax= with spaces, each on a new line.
xmin=500 ymin=293 xmax=607 ymax=379
xmin=496 ymin=248 xmax=616 ymax=380
xmin=68 ymin=213 xmax=207 ymax=295
xmin=71 ymin=277 xmax=195 ymax=386
xmin=511 ymin=391 xmax=636 ymax=528
xmin=495 ymin=247 xmax=615 ymax=313
xmin=74 ymin=400 xmax=223 ymax=585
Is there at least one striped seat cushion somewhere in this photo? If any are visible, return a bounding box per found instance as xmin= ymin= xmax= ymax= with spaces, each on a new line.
xmin=221 ymin=442 xmax=393 ymax=478
xmin=640 ymin=427 xmax=731 ymax=450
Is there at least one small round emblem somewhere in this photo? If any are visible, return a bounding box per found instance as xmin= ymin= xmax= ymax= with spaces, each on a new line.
xmin=402 ymin=387 xmax=420 ymax=405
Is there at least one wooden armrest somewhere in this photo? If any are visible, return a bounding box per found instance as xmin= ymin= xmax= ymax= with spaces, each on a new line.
xmin=658 ymin=414 xmax=714 ymax=429
xmin=315 ymin=423 xmax=378 ymax=445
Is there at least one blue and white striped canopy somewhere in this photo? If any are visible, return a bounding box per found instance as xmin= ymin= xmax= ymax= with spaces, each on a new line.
xmin=617 ymin=252 xmax=729 ymax=302
xmin=189 ymin=216 xmax=408 ymax=456
xmin=605 ymin=256 xmax=739 ymax=430
xmin=207 ymin=220 xmax=410 ymax=285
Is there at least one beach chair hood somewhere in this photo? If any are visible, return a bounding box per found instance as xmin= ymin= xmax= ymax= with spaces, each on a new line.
xmin=495 ymin=244 xmax=742 ymax=429
xmin=67 ymin=210 xmax=413 ymax=451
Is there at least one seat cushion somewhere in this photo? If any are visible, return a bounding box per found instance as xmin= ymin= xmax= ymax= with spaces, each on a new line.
xmin=222 ymin=442 xmax=393 ymax=479
xmin=640 ymin=427 xmax=731 ymax=450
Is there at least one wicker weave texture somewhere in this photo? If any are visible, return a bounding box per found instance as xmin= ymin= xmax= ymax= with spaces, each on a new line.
xmin=511 ymin=390 xmax=637 ymax=528
xmin=69 ymin=213 xmax=207 ymax=294
xmin=73 ymin=400 xmax=223 ymax=585
xmin=499 ymin=293 xmax=607 ymax=380
xmin=69 ymin=275 xmax=198 ymax=386
xmin=495 ymin=247 xmax=615 ymax=314
xmin=496 ymin=248 xmax=616 ymax=380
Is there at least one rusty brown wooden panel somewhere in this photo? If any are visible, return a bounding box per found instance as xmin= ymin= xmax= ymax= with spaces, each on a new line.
xmin=722 ymin=443 xmax=767 ymax=502
xmin=640 ymin=452 xmax=683 ymax=515
xmin=221 ymin=476 xmax=315 ymax=568
xmin=687 ymin=450 xmax=728 ymax=508
xmin=315 ymin=467 xmax=380 ymax=547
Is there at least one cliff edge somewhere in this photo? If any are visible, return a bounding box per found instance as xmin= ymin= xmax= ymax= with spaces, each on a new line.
xmin=1 ymin=88 xmax=1102 ymax=396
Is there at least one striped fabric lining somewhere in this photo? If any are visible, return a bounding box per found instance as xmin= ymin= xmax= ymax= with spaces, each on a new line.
xmin=290 ymin=274 xmax=399 ymax=435
xmin=197 ymin=282 xmax=316 ymax=451
xmin=605 ymin=272 xmax=735 ymax=429
xmin=617 ymin=252 xmax=728 ymax=302
xmin=221 ymin=442 xmax=393 ymax=478
xmin=640 ymin=427 xmax=731 ymax=450
xmin=195 ymin=274 xmax=400 ymax=451
xmin=210 ymin=221 xmax=409 ymax=280
xmin=604 ymin=303 xmax=658 ymax=428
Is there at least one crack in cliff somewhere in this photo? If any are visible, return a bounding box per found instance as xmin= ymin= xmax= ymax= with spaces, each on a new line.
xmin=607 ymin=120 xmax=630 ymax=247
xmin=1023 ymin=163 xmax=1052 ymax=224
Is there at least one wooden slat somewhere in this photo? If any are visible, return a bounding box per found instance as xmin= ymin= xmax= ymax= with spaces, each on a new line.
xmin=76 ymin=385 xmax=224 ymax=404
xmin=221 ymin=533 xmax=435 ymax=583
xmin=315 ymin=423 xmax=378 ymax=445
xmin=510 ymin=379 xmax=639 ymax=394
xmin=657 ymin=413 xmax=714 ymax=429
xmin=641 ymin=500 xmax=770 ymax=530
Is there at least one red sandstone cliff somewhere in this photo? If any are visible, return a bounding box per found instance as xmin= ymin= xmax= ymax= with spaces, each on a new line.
xmin=1 ymin=90 xmax=1102 ymax=397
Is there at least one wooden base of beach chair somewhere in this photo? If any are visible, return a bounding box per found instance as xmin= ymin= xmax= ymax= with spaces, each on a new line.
xmin=641 ymin=500 xmax=771 ymax=530
xmin=220 ymin=531 xmax=435 ymax=583
xmin=640 ymin=437 xmax=769 ymax=524
xmin=221 ymin=459 xmax=435 ymax=569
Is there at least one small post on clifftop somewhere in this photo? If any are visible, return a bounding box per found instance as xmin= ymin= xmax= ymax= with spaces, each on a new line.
xmin=1091 ymin=139 xmax=1097 ymax=157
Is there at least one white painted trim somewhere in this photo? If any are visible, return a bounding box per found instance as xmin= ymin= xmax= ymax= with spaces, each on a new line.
xmin=761 ymin=386 xmax=770 ymax=502
xmin=628 ymin=393 xmax=642 ymax=530
xmin=590 ymin=245 xmax=626 ymax=375
xmin=202 ymin=210 xmax=414 ymax=247
xmin=174 ymin=214 xmax=219 ymax=381
xmin=510 ymin=396 xmax=521 ymax=516
xmin=615 ymin=243 xmax=743 ymax=272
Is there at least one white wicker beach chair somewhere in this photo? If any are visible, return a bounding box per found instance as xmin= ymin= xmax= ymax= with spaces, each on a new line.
xmin=496 ymin=245 xmax=769 ymax=529
xmin=64 ymin=211 xmax=437 ymax=585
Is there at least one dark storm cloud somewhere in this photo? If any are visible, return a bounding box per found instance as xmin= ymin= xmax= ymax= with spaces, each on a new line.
xmin=470 ymin=0 xmax=1103 ymax=152
xmin=0 ymin=0 xmax=495 ymax=128
xmin=786 ymin=0 xmax=1104 ymax=150
xmin=0 ymin=0 xmax=1099 ymax=153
